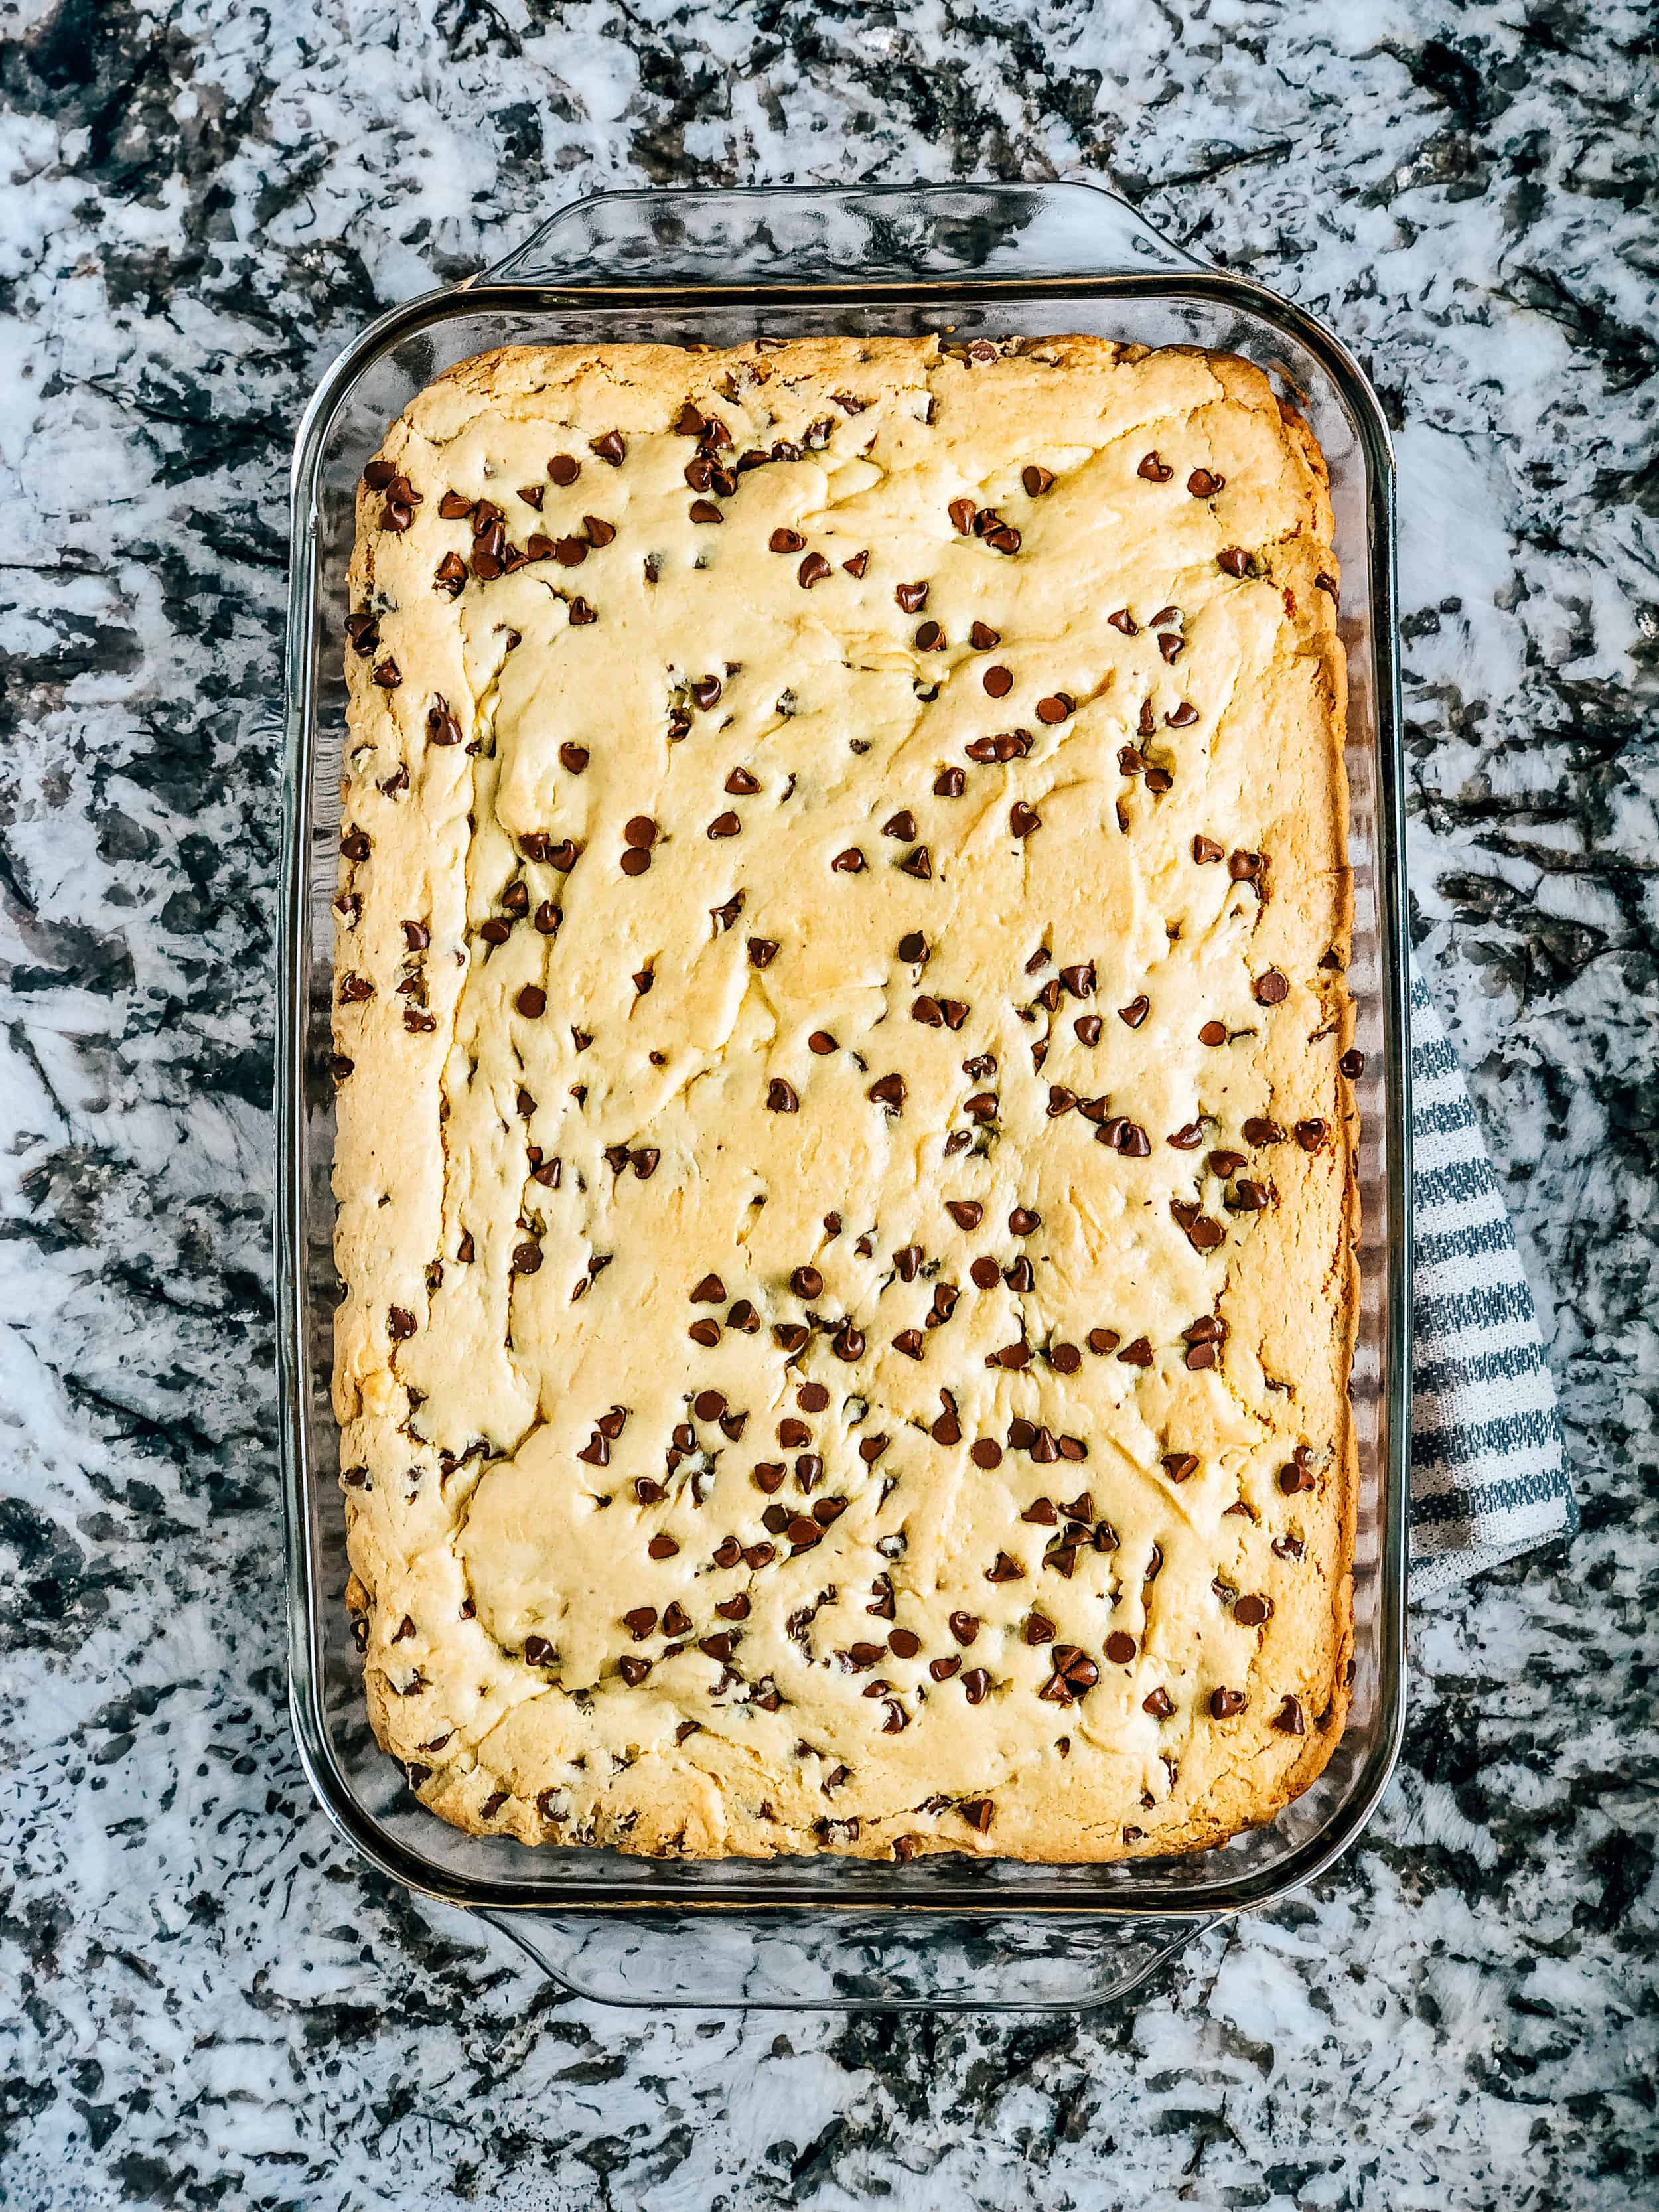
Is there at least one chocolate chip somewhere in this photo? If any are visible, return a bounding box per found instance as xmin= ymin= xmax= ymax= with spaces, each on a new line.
xmin=1274 ymin=1695 xmax=1306 ymax=1735
xmin=1340 ymin=1049 xmax=1367 ymax=1080
xmin=511 ymin=1242 xmax=542 ymax=1276
xmin=948 ymin=498 xmax=977 ymax=534
xmin=766 ymin=1079 xmax=798 ymax=1114
xmin=1210 ymin=1687 xmax=1246 ymax=1718
xmin=897 ymin=930 xmax=928 ymax=964
xmin=1142 ymin=1686 xmax=1175 ymax=1719
xmin=1165 ymin=701 xmax=1199 ymax=728
xmin=707 ymin=811 xmax=741 ymax=838
xmin=1315 ymin=571 xmax=1339 ymax=601
xmin=514 ymin=984 xmax=546 ymax=1019
xmin=362 ymin=459 xmax=396 ymax=492
xmin=1218 ymin=546 xmax=1252 ymax=578
xmin=568 ymin=596 xmax=597 ymax=626
xmin=1021 ymin=463 xmax=1055 ymax=496
xmin=833 ymin=1322 xmax=865 ymax=1361
xmin=1114 ymin=994 xmax=1151 ymax=1033
xmin=881 ymin=809 xmax=918 ymax=842
xmin=431 ymin=551 xmax=467 ymax=597
xmin=1198 ymin=1020 xmax=1228 ymax=1049
xmin=747 ymin=937 xmax=779 ymax=970
xmin=831 ymin=848 xmax=866 ymax=873
xmin=1234 ymin=1594 xmax=1271 ymax=1628
xmin=883 ymin=583 xmax=930 ymax=623
xmin=1187 ymin=467 xmax=1224 ymax=498
xmin=1254 ymin=969 xmax=1289 ymax=1005
xmin=946 ymin=1200 xmax=983 ymax=1230
xmin=1295 ymin=1119 xmax=1328 ymax=1152
xmin=798 ymin=552 xmax=833 ymax=587
xmin=688 ymin=500 xmax=723 ymax=524
xmin=915 ymin=619 xmax=947 ymax=652
xmin=841 ymin=549 xmax=870 ymax=577
xmin=723 ymin=767 xmax=760 ymax=798
xmin=1118 ymin=1337 xmax=1153 ymax=1367
xmin=979 ymin=664 xmax=1018 ymax=701
xmin=867 ymin=1072 xmax=905 ymax=1111
xmin=1228 ymin=849 xmax=1263 ymax=881
xmin=1009 ymin=801 xmax=1041 ymax=837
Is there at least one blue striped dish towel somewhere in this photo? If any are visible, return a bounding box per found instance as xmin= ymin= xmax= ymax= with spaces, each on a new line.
xmin=1409 ymin=964 xmax=1575 ymax=1596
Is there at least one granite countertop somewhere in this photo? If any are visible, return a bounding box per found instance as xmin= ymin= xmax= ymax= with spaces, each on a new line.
xmin=2 ymin=1 xmax=1655 ymax=2204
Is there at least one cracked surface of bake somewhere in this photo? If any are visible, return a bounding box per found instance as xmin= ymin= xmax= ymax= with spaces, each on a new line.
xmin=332 ymin=334 xmax=1358 ymax=1862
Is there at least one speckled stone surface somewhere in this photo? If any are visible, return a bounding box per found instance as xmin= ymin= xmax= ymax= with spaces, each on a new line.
xmin=2 ymin=2 xmax=1655 ymax=2205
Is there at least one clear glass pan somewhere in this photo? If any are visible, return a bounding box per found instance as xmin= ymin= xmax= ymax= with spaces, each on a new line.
xmin=279 ymin=183 xmax=1411 ymax=2010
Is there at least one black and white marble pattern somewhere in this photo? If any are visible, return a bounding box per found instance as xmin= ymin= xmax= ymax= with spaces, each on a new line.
xmin=2 ymin=1 xmax=1655 ymax=2203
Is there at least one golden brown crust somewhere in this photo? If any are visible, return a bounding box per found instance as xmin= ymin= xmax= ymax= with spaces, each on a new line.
xmin=331 ymin=335 xmax=1356 ymax=1862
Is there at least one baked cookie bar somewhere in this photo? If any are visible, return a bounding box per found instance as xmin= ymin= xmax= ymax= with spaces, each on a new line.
xmin=332 ymin=335 xmax=1358 ymax=1861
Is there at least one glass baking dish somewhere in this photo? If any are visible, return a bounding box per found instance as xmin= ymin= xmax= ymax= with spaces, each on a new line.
xmin=279 ymin=182 xmax=1411 ymax=2011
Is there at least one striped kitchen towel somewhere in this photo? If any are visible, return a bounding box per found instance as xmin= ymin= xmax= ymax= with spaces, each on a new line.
xmin=1409 ymin=964 xmax=1575 ymax=1595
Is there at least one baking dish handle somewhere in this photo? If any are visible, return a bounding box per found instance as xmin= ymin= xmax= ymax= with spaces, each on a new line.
xmin=480 ymin=180 xmax=1206 ymax=288
xmin=480 ymin=1906 xmax=1212 ymax=2012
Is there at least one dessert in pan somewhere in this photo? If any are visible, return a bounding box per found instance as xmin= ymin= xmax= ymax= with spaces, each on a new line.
xmin=330 ymin=333 xmax=1359 ymax=1862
